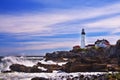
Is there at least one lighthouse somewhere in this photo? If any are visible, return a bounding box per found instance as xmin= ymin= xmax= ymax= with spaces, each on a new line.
xmin=81 ymin=28 xmax=85 ymax=48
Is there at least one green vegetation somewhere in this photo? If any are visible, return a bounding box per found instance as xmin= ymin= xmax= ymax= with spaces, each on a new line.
xmin=91 ymin=46 xmax=98 ymax=50
xmin=106 ymin=73 xmax=120 ymax=80
xmin=75 ymin=48 xmax=88 ymax=52
xmin=114 ymin=73 xmax=120 ymax=79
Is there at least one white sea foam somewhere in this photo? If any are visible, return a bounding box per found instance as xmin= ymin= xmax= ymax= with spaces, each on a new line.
xmin=39 ymin=59 xmax=67 ymax=66
xmin=0 ymin=72 xmax=109 ymax=80
xmin=38 ymin=67 xmax=47 ymax=71
xmin=0 ymin=56 xmax=67 ymax=72
xmin=0 ymin=56 xmax=39 ymax=72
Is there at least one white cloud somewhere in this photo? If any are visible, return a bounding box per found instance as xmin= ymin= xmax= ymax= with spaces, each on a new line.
xmin=85 ymin=16 xmax=120 ymax=28
xmin=0 ymin=2 xmax=120 ymax=35
xmin=0 ymin=40 xmax=79 ymax=54
xmin=23 ymin=41 xmax=78 ymax=50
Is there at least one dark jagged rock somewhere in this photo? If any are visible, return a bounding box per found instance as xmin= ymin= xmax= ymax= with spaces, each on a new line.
xmin=80 ymin=57 xmax=102 ymax=64
xmin=2 ymin=70 xmax=13 ymax=73
xmin=30 ymin=66 xmax=43 ymax=72
xmin=45 ymin=51 xmax=80 ymax=61
xmin=115 ymin=40 xmax=120 ymax=65
xmin=91 ymin=63 xmax=107 ymax=71
xmin=107 ymin=45 xmax=116 ymax=58
xmin=31 ymin=77 xmax=48 ymax=80
xmin=108 ymin=39 xmax=120 ymax=58
xmin=10 ymin=64 xmax=44 ymax=73
xmin=62 ymin=61 xmax=107 ymax=72
xmin=116 ymin=40 xmax=120 ymax=50
xmin=10 ymin=64 xmax=30 ymax=72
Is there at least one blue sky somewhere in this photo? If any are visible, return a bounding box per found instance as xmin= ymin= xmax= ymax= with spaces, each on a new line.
xmin=0 ymin=0 xmax=120 ymax=56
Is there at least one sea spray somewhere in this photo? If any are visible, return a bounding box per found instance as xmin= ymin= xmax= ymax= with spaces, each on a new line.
xmin=0 ymin=56 xmax=39 ymax=72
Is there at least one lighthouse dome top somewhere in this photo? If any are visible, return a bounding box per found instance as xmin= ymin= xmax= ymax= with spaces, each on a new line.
xmin=81 ymin=28 xmax=85 ymax=35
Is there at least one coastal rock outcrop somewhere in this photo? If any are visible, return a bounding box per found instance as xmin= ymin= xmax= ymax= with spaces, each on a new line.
xmin=43 ymin=40 xmax=120 ymax=72
xmin=10 ymin=64 xmax=44 ymax=73
xmin=62 ymin=61 xmax=107 ymax=72
xmin=45 ymin=51 xmax=80 ymax=61
xmin=10 ymin=64 xmax=30 ymax=72
xmin=115 ymin=40 xmax=120 ymax=65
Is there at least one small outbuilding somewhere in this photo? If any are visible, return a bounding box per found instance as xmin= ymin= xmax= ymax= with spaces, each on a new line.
xmin=73 ymin=45 xmax=80 ymax=50
xmin=95 ymin=39 xmax=110 ymax=48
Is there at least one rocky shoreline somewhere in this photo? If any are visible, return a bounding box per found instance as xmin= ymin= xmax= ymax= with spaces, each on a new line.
xmin=3 ymin=39 xmax=119 ymax=73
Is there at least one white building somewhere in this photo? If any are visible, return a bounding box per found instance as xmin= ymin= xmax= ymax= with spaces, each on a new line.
xmin=95 ymin=39 xmax=110 ymax=48
xmin=81 ymin=28 xmax=85 ymax=48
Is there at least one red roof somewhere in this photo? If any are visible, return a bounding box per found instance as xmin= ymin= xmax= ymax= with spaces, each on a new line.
xmin=73 ymin=45 xmax=80 ymax=48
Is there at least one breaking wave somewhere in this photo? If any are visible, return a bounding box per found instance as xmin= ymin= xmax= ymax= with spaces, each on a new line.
xmin=0 ymin=56 xmax=42 ymax=72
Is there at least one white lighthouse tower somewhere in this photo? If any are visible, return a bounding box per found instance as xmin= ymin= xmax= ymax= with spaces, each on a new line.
xmin=81 ymin=28 xmax=86 ymax=48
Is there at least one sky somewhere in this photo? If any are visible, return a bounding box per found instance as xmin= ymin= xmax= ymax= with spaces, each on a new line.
xmin=0 ymin=0 xmax=120 ymax=56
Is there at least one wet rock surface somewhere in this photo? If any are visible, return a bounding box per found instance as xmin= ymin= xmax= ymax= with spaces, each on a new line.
xmin=10 ymin=64 xmax=45 ymax=73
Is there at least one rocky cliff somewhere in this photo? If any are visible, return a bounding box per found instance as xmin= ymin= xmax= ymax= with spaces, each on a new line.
xmin=44 ymin=39 xmax=120 ymax=72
